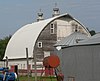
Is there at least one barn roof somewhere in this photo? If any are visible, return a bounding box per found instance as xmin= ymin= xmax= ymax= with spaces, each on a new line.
xmin=55 ymin=32 xmax=89 ymax=47
xmin=77 ymin=33 xmax=100 ymax=45
xmin=4 ymin=13 xmax=90 ymax=59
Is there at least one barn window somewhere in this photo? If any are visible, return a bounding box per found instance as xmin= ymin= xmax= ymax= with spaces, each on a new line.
xmin=23 ymin=64 xmax=25 ymax=69
xmin=21 ymin=64 xmax=22 ymax=69
xmin=50 ymin=24 xmax=55 ymax=34
xmin=32 ymin=64 xmax=42 ymax=68
xmin=38 ymin=42 xmax=42 ymax=48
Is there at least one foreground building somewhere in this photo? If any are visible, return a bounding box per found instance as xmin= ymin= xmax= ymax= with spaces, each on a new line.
xmin=3 ymin=7 xmax=90 ymax=75
xmin=55 ymin=33 xmax=100 ymax=81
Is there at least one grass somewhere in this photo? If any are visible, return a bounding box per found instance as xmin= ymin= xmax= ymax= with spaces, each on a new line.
xmin=18 ymin=76 xmax=57 ymax=81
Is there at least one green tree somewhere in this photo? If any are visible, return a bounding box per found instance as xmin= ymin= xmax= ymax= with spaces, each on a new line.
xmin=89 ymin=30 xmax=96 ymax=36
xmin=86 ymin=27 xmax=96 ymax=36
xmin=0 ymin=35 xmax=11 ymax=60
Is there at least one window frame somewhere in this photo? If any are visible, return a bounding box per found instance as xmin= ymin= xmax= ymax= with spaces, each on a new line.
xmin=38 ymin=42 xmax=42 ymax=48
xmin=50 ymin=23 xmax=55 ymax=34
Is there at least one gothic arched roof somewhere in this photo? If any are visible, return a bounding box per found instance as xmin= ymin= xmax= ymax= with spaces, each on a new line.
xmin=4 ymin=13 xmax=90 ymax=59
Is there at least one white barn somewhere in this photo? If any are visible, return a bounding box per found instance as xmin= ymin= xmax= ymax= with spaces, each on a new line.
xmin=3 ymin=7 xmax=91 ymax=75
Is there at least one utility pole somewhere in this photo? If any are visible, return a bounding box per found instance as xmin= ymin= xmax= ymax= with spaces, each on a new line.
xmin=5 ymin=56 xmax=8 ymax=68
xmin=26 ymin=48 xmax=30 ymax=81
xmin=34 ymin=51 xmax=37 ymax=81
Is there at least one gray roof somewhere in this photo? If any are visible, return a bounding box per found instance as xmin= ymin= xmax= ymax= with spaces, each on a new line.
xmin=55 ymin=32 xmax=89 ymax=47
xmin=77 ymin=33 xmax=100 ymax=45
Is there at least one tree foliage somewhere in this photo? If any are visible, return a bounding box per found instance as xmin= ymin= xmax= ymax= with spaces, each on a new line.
xmin=0 ymin=35 xmax=11 ymax=60
xmin=86 ymin=27 xmax=96 ymax=36
xmin=89 ymin=30 xmax=96 ymax=36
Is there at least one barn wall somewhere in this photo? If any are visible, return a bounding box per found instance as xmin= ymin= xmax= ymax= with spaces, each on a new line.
xmin=33 ymin=20 xmax=57 ymax=61
xmin=33 ymin=17 xmax=88 ymax=62
xmin=33 ymin=18 xmax=73 ymax=62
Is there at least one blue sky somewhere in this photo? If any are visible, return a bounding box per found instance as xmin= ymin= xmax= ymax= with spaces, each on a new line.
xmin=0 ymin=0 xmax=100 ymax=39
